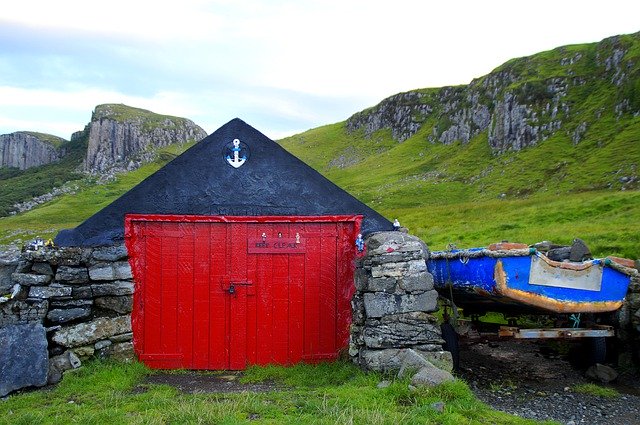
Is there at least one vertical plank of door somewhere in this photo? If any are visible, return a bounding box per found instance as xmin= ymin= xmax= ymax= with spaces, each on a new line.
xmin=129 ymin=221 xmax=146 ymax=361
xmin=336 ymin=222 xmax=355 ymax=349
xmin=303 ymin=223 xmax=321 ymax=360
xmin=245 ymin=224 xmax=258 ymax=365
xmin=160 ymin=222 xmax=179 ymax=367
xmin=256 ymin=226 xmax=273 ymax=365
xmin=192 ymin=222 xmax=210 ymax=369
xmin=319 ymin=223 xmax=338 ymax=357
xmin=209 ymin=223 xmax=228 ymax=369
xmin=143 ymin=222 xmax=162 ymax=362
xmin=271 ymin=224 xmax=290 ymax=364
xmin=177 ymin=222 xmax=195 ymax=368
xmin=288 ymin=223 xmax=305 ymax=363
xmin=229 ymin=222 xmax=248 ymax=370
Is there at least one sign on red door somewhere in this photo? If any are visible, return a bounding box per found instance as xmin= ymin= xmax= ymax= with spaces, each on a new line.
xmin=125 ymin=215 xmax=361 ymax=370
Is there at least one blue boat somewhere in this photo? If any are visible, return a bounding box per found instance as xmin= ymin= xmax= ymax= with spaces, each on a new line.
xmin=427 ymin=243 xmax=636 ymax=315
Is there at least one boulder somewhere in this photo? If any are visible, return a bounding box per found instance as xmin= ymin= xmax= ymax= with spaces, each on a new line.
xmin=0 ymin=323 xmax=49 ymax=396
xmin=585 ymin=363 xmax=619 ymax=383
xmin=411 ymin=365 xmax=455 ymax=387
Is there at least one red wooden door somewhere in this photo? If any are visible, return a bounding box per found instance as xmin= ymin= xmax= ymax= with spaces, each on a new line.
xmin=125 ymin=215 xmax=361 ymax=370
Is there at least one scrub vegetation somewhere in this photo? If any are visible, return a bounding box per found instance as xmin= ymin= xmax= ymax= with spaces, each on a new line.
xmin=0 ymin=360 xmax=552 ymax=425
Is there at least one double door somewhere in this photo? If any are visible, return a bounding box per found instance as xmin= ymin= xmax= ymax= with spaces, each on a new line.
xmin=126 ymin=215 xmax=360 ymax=370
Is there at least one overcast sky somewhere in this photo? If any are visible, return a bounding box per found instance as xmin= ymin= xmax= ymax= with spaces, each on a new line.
xmin=1 ymin=0 xmax=638 ymax=140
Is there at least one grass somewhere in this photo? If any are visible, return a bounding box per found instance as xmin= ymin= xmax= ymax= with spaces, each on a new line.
xmin=0 ymin=360 xmax=554 ymax=424
xmin=572 ymin=383 xmax=619 ymax=398
xmin=0 ymin=141 xmax=196 ymax=245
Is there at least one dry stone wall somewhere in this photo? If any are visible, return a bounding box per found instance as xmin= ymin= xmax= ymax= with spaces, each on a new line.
xmin=0 ymin=245 xmax=134 ymax=396
xmin=351 ymin=231 xmax=454 ymax=386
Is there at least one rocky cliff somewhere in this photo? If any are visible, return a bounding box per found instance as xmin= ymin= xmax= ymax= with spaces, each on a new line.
xmin=84 ymin=104 xmax=208 ymax=173
xmin=346 ymin=32 xmax=640 ymax=153
xmin=0 ymin=132 xmax=66 ymax=170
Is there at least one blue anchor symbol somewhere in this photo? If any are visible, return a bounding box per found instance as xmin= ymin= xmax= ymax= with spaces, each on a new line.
xmin=226 ymin=139 xmax=247 ymax=168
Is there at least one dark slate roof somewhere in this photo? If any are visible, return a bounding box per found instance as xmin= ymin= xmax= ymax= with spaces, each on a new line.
xmin=55 ymin=118 xmax=393 ymax=246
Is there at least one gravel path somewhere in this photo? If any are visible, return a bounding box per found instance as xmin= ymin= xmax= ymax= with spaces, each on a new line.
xmin=457 ymin=340 xmax=640 ymax=424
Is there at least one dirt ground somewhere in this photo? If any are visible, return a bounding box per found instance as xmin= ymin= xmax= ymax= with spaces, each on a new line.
xmin=457 ymin=339 xmax=640 ymax=424
xmin=136 ymin=371 xmax=280 ymax=394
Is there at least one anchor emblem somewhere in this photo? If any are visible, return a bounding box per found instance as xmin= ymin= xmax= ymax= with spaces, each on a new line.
xmin=225 ymin=138 xmax=248 ymax=168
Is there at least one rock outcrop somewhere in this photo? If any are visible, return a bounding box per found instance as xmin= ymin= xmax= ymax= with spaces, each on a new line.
xmin=0 ymin=132 xmax=66 ymax=170
xmin=346 ymin=32 xmax=640 ymax=154
xmin=84 ymin=104 xmax=208 ymax=173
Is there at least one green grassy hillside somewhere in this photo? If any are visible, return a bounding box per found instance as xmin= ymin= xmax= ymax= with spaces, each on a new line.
xmin=280 ymin=122 xmax=639 ymax=258
xmin=0 ymin=134 xmax=88 ymax=216
xmin=1 ymin=33 xmax=638 ymax=259
xmin=278 ymin=33 xmax=640 ymax=259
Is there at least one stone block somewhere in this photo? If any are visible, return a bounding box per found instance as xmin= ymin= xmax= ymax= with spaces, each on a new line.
xmin=110 ymin=332 xmax=133 ymax=343
xmin=89 ymin=262 xmax=133 ymax=281
xmin=397 ymin=272 xmax=434 ymax=293
xmin=72 ymin=345 xmax=95 ymax=359
xmin=47 ymin=307 xmax=92 ymax=324
xmin=88 ymin=264 xmax=115 ymax=281
xmin=363 ymin=313 xmax=442 ymax=348
xmin=363 ymin=291 xmax=438 ymax=318
xmin=91 ymin=281 xmax=134 ymax=297
xmin=95 ymin=339 xmax=112 ymax=350
xmin=12 ymin=272 xmax=51 ymax=286
xmin=29 ymin=284 xmax=72 ymax=299
xmin=92 ymin=245 xmax=128 ymax=262
xmin=359 ymin=348 xmax=404 ymax=371
xmin=367 ymin=276 xmax=397 ymax=292
xmin=55 ymin=266 xmax=90 ymax=284
xmin=31 ymin=262 xmax=54 ymax=276
xmin=48 ymin=351 xmax=81 ymax=384
xmin=103 ymin=342 xmax=134 ymax=362
xmin=71 ymin=286 xmax=93 ymax=299
xmin=0 ymin=299 xmax=48 ymax=326
xmin=52 ymin=315 xmax=131 ymax=348
xmin=0 ymin=323 xmax=49 ymax=397
xmin=50 ymin=299 xmax=93 ymax=309
xmin=366 ymin=233 xmax=427 ymax=256
xmin=354 ymin=267 xmax=368 ymax=291
xmin=0 ymin=248 xmax=21 ymax=293
xmin=95 ymin=296 xmax=133 ymax=314
xmin=351 ymin=294 xmax=365 ymax=325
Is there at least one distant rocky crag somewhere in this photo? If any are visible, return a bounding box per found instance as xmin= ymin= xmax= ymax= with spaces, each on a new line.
xmin=83 ymin=104 xmax=208 ymax=173
xmin=346 ymin=32 xmax=640 ymax=153
xmin=0 ymin=132 xmax=66 ymax=170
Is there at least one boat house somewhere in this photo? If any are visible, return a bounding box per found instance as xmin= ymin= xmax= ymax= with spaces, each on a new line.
xmin=55 ymin=118 xmax=393 ymax=370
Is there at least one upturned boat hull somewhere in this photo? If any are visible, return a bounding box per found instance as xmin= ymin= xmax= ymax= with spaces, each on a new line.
xmin=427 ymin=247 xmax=635 ymax=315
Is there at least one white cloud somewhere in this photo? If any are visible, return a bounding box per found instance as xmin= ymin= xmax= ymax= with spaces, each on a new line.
xmin=0 ymin=0 xmax=639 ymax=138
